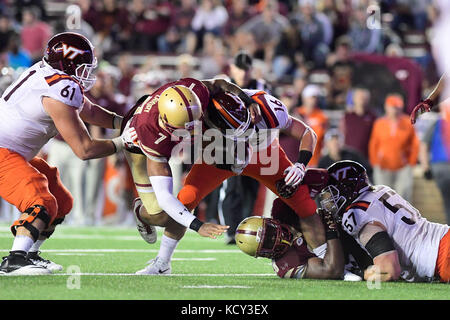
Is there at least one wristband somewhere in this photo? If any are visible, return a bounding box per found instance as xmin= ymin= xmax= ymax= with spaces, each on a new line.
xmin=326 ymin=230 xmax=339 ymax=241
xmin=297 ymin=150 xmax=312 ymax=166
xmin=112 ymin=136 xmax=124 ymax=153
xmin=112 ymin=114 xmax=123 ymax=130
xmin=189 ymin=218 xmax=205 ymax=232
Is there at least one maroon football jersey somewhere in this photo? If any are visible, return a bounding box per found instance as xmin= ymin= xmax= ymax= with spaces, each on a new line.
xmin=129 ymin=78 xmax=209 ymax=161
xmin=272 ymin=236 xmax=316 ymax=278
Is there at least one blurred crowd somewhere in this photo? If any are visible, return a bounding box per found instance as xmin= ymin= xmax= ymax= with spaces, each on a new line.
xmin=0 ymin=0 xmax=449 ymax=228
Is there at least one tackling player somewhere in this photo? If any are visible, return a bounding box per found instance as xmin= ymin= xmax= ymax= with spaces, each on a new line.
xmin=319 ymin=160 xmax=450 ymax=282
xmin=136 ymin=90 xmax=328 ymax=274
xmin=0 ymin=32 xmax=125 ymax=275
xmin=120 ymin=77 xmax=262 ymax=274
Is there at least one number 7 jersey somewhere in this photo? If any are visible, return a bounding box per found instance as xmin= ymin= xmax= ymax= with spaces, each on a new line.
xmin=341 ymin=185 xmax=449 ymax=281
xmin=0 ymin=61 xmax=84 ymax=161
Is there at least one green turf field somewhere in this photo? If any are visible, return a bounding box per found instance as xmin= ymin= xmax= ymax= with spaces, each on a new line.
xmin=0 ymin=223 xmax=449 ymax=300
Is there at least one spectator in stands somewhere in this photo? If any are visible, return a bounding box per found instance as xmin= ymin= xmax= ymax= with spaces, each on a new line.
xmin=272 ymin=24 xmax=303 ymax=82
xmin=318 ymin=128 xmax=373 ymax=180
xmin=325 ymin=61 xmax=353 ymax=110
xmin=340 ymin=86 xmax=377 ymax=160
xmin=369 ymin=93 xmax=420 ymax=201
xmin=229 ymin=51 xmax=271 ymax=92
xmin=347 ymin=3 xmax=382 ymax=54
xmin=64 ymin=3 xmax=95 ymax=41
xmin=289 ymin=0 xmax=333 ymax=67
xmin=325 ymin=35 xmax=352 ymax=68
xmin=116 ymin=53 xmax=136 ymax=98
xmin=6 ymin=33 xmax=32 ymax=69
xmin=198 ymin=33 xmax=227 ymax=79
xmin=223 ymin=0 xmax=254 ymax=55
xmin=295 ymin=84 xmax=329 ymax=167
xmin=420 ymin=104 xmax=450 ymax=224
xmin=20 ymin=6 xmax=51 ymax=63
xmin=236 ymin=0 xmax=289 ymax=66
xmin=157 ymin=0 xmax=197 ymax=53
xmin=0 ymin=13 xmax=14 ymax=53
xmin=187 ymin=0 xmax=229 ymax=54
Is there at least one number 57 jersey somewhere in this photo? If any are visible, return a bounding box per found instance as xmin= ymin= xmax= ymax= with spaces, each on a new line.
xmin=0 ymin=61 xmax=84 ymax=161
xmin=341 ymin=185 xmax=449 ymax=281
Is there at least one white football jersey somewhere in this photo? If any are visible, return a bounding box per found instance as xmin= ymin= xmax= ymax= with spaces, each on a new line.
xmin=0 ymin=61 xmax=84 ymax=160
xmin=244 ymin=89 xmax=291 ymax=150
xmin=340 ymin=185 xmax=449 ymax=282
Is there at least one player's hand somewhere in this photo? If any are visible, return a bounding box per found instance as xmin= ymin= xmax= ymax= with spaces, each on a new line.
xmin=410 ymin=99 xmax=433 ymax=124
xmin=317 ymin=208 xmax=339 ymax=240
xmin=283 ymin=163 xmax=306 ymax=187
xmin=198 ymin=223 xmax=230 ymax=239
xmin=248 ymin=102 xmax=262 ymax=124
xmin=122 ymin=126 xmax=140 ymax=152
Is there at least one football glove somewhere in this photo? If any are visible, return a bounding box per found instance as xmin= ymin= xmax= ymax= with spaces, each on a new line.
xmin=318 ymin=208 xmax=339 ymax=240
xmin=283 ymin=163 xmax=306 ymax=187
xmin=410 ymin=98 xmax=433 ymax=124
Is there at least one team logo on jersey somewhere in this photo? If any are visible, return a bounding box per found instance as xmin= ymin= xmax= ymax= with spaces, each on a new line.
xmin=54 ymin=43 xmax=85 ymax=60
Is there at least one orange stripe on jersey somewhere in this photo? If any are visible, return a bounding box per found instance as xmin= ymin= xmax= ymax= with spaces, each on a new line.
xmin=345 ymin=201 xmax=370 ymax=212
xmin=251 ymin=92 xmax=279 ymax=128
xmin=45 ymin=74 xmax=72 ymax=85
xmin=212 ymin=99 xmax=240 ymax=128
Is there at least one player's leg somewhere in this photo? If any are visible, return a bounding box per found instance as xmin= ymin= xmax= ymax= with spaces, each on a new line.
xmin=436 ymin=230 xmax=450 ymax=283
xmin=243 ymin=142 xmax=325 ymax=249
xmin=0 ymin=149 xmax=57 ymax=275
xmin=25 ymin=157 xmax=74 ymax=271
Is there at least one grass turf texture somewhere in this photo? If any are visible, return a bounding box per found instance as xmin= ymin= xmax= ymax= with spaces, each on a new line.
xmin=0 ymin=224 xmax=449 ymax=300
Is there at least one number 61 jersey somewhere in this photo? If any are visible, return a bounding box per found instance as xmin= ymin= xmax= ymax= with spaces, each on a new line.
xmin=0 ymin=61 xmax=84 ymax=161
xmin=341 ymin=185 xmax=449 ymax=281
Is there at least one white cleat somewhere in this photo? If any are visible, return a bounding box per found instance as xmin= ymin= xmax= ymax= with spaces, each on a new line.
xmin=135 ymin=257 xmax=171 ymax=275
xmin=26 ymin=251 xmax=63 ymax=272
xmin=133 ymin=198 xmax=157 ymax=244
xmin=0 ymin=253 xmax=52 ymax=276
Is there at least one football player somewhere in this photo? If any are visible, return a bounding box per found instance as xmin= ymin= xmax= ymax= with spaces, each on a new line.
xmin=319 ymin=160 xmax=450 ymax=282
xmin=136 ymin=89 xmax=329 ymax=274
xmin=236 ymin=197 xmax=345 ymax=279
xmin=120 ymin=77 xmax=262 ymax=274
xmin=0 ymin=32 xmax=125 ymax=275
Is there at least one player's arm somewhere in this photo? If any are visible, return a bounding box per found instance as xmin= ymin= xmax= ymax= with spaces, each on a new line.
xmin=79 ymin=96 xmax=123 ymax=130
xmin=358 ymin=222 xmax=401 ymax=281
xmin=146 ymin=158 xmax=229 ymax=238
xmin=43 ymin=97 xmax=122 ymax=160
xmin=201 ymin=78 xmax=262 ymax=123
xmin=281 ymin=116 xmax=318 ymax=187
xmin=303 ymin=208 xmax=344 ymax=279
xmin=411 ymin=73 xmax=446 ymax=124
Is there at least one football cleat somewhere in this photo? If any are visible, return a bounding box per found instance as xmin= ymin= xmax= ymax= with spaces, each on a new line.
xmin=133 ymin=198 xmax=157 ymax=244
xmin=26 ymin=251 xmax=63 ymax=272
xmin=0 ymin=252 xmax=51 ymax=276
xmin=135 ymin=257 xmax=171 ymax=275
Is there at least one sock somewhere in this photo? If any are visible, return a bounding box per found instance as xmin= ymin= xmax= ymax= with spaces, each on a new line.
xmin=11 ymin=236 xmax=34 ymax=254
xmin=157 ymin=235 xmax=179 ymax=263
xmin=29 ymin=239 xmax=45 ymax=253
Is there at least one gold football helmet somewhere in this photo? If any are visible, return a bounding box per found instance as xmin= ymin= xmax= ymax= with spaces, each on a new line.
xmin=158 ymin=85 xmax=202 ymax=134
xmin=235 ymin=216 xmax=294 ymax=259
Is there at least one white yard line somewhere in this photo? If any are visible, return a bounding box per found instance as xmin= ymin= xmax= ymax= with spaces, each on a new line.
xmin=49 ymin=273 xmax=275 ymax=277
xmin=182 ymin=285 xmax=252 ymax=289
xmin=0 ymin=248 xmax=240 ymax=253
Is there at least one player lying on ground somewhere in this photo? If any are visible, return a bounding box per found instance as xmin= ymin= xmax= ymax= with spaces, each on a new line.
xmin=235 ymin=197 xmax=344 ymax=279
xmin=319 ymin=160 xmax=450 ymax=282
xmin=410 ymin=72 xmax=446 ymax=124
xmin=135 ymin=90 xmax=328 ymax=275
xmin=120 ymin=77 xmax=263 ymax=274
xmin=0 ymin=32 xmax=126 ymax=275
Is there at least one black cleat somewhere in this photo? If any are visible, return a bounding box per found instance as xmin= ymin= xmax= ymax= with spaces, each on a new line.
xmin=0 ymin=251 xmax=51 ymax=276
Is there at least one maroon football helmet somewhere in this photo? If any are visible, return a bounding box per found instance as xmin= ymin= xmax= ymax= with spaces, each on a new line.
xmin=43 ymin=32 xmax=97 ymax=91
xmin=204 ymin=91 xmax=254 ymax=141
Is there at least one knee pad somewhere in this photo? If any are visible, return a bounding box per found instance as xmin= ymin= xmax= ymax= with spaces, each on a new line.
xmin=11 ymin=205 xmax=51 ymax=241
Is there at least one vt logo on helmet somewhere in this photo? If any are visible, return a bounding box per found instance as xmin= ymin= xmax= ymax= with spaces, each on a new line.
xmin=319 ymin=160 xmax=370 ymax=222
xmin=158 ymin=85 xmax=202 ymax=136
xmin=43 ymin=32 xmax=97 ymax=91
xmin=235 ymin=216 xmax=294 ymax=259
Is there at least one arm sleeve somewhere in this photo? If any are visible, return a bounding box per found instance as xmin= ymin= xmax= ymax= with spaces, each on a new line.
xmin=149 ymin=176 xmax=197 ymax=228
